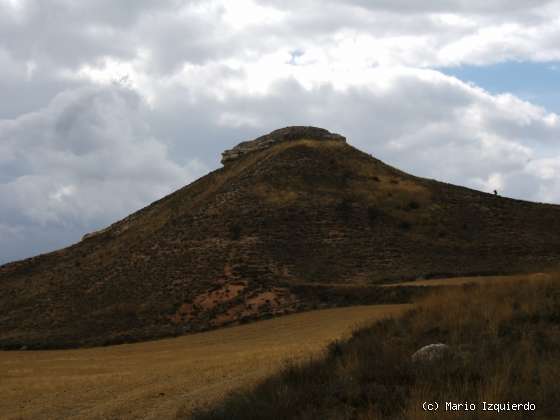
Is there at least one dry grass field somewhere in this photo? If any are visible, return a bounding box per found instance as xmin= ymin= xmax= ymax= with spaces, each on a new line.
xmin=381 ymin=272 xmax=554 ymax=287
xmin=0 ymin=304 xmax=410 ymax=420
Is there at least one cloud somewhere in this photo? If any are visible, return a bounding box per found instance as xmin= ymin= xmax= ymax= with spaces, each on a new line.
xmin=2 ymin=0 xmax=560 ymax=263
xmin=142 ymin=65 xmax=560 ymax=203
xmin=0 ymin=85 xmax=206 ymax=262
xmin=2 ymin=0 xmax=560 ymax=81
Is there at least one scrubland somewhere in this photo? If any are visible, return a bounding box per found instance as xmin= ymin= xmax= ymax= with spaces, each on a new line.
xmin=2 ymin=273 xmax=558 ymax=420
xmin=192 ymin=274 xmax=560 ymax=420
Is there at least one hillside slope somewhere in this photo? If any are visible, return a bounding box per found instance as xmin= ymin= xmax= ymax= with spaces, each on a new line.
xmin=191 ymin=275 xmax=560 ymax=419
xmin=1 ymin=126 xmax=560 ymax=348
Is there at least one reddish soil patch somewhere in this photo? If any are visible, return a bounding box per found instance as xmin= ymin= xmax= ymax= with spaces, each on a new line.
xmin=194 ymin=283 xmax=247 ymax=311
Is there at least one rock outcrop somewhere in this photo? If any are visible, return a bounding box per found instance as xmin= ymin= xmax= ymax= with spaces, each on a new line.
xmin=411 ymin=343 xmax=451 ymax=364
xmin=82 ymin=226 xmax=110 ymax=241
xmin=221 ymin=126 xmax=346 ymax=165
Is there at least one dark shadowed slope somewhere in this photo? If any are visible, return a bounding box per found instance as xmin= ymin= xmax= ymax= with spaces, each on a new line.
xmin=1 ymin=126 xmax=560 ymax=349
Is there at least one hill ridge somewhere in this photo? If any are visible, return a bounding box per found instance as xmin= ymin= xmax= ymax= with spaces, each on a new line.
xmin=1 ymin=126 xmax=560 ymax=349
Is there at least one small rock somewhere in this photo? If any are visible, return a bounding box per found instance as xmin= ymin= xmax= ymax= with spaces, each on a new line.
xmin=411 ymin=343 xmax=451 ymax=364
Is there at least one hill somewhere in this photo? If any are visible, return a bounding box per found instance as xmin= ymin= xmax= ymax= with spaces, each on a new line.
xmin=1 ymin=126 xmax=560 ymax=349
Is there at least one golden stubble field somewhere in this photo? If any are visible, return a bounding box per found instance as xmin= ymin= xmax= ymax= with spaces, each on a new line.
xmin=0 ymin=304 xmax=410 ymax=420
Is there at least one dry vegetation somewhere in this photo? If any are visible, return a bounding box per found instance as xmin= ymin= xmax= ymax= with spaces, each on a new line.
xmin=192 ymin=274 xmax=560 ymax=420
xmin=381 ymin=272 xmax=554 ymax=287
xmin=3 ymin=134 xmax=560 ymax=349
xmin=0 ymin=305 xmax=408 ymax=420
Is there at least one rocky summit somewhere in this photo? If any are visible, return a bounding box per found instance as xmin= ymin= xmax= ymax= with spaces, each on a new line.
xmin=1 ymin=126 xmax=560 ymax=349
xmin=221 ymin=126 xmax=346 ymax=165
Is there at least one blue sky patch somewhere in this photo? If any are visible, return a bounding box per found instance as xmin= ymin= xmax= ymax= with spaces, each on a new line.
xmin=441 ymin=61 xmax=560 ymax=114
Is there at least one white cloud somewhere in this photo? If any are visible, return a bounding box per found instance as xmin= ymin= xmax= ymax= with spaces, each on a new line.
xmin=2 ymin=0 xmax=559 ymax=83
xmin=220 ymin=0 xmax=286 ymax=30
xmin=0 ymin=86 xmax=206 ymax=245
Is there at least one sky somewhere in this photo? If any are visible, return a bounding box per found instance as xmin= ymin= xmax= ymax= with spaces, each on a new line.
xmin=2 ymin=0 xmax=560 ymax=264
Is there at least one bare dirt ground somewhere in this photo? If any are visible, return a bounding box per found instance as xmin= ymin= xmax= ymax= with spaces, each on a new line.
xmin=0 ymin=305 xmax=410 ymax=420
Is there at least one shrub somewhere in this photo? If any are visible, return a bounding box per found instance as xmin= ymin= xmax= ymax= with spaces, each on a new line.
xmin=367 ymin=206 xmax=379 ymax=224
xmin=407 ymin=200 xmax=420 ymax=210
xmin=399 ymin=221 xmax=411 ymax=230
xmin=229 ymin=224 xmax=241 ymax=241
xmin=335 ymin=199 xmax=353 ymax=222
